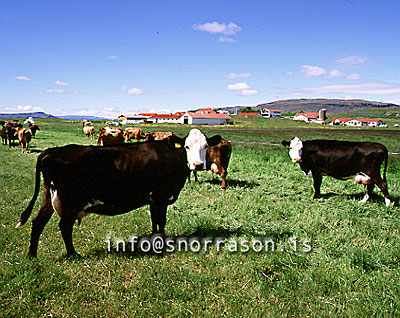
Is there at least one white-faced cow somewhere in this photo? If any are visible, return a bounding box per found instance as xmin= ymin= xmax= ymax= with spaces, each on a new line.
xmin=188 ymin=137 xmax=232 ymax=189
xmin=16 ymin=129 xmax=220 ymax=258
xmin=282 ymin=137 xmax=391 ymax=206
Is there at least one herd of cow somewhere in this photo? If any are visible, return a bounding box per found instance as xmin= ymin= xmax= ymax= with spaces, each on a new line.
xmin=0 ymin=120 xmax=40 ymax=153
xmin=8 ymin=119 xmax=393 ymax=258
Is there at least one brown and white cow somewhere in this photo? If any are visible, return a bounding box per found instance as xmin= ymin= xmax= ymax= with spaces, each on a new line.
xmin=16 ymin=128 xmax=220 ymax=258
xmin=83 ymin=126 xmax=95 ymax=138
xmin=188 ymin=137 xmax=232 ymax=189
xmin=28 ymin=123 xmax=40 ymax=137
xmin=97 ymin=127 xmax=124 ymax=146
xmin=145 ymin=131 xmax=174 ymax=141
xmin=282 ymin=137 xmax=391 ymax=206
xmin=15 ymin=128 xmax=32 ymax=153
xmin=123 ymin=127 xmax=145 ymax=142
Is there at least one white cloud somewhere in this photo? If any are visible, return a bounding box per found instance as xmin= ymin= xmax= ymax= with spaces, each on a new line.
xmin=335 ymin=55 xmax=368 ymax=68
xmin=54 ymin=80 xmax=69 ymax=86
xmin=2 ymin=105 xmax=44 ymax=112
xmin=219 ymin=37 xmax=237 ymax=43
xmin=227 ymin=82 xmax=250 ymax=91
xmin=46 ymin=89 xmax=64 ymax=93
xmin=240 ymin=89 xmax=258 ymax=96
xmin=300 ymin=81 xmax=400 ymax=95
xmin=106 ymin=55 xmax=119 ymax=60
xmin=224 ymin=72 xmax=251 ymax=79
xmin=301 ymin=65 xmax=327 ymax=78
xmin=127 ymin=87 xmax=144 ymax=95
xmin=284 ymin=72 xmax=296 ymax=77
xmin=192 ymin=22 xmax=241 ymax=35
xmin=325 ymin=69 xmax=361 ymax=80
xmin=15 ymin=76 xmax=32 ymax=81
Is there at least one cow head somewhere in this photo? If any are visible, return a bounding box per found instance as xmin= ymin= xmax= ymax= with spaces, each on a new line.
xmin=282 ymin=137 xmax=303 ymax=163
xmin=184 ymin=129 xmax=222 ymax=171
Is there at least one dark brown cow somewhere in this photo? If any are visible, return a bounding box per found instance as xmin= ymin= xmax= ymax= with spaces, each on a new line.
xmin=188 ymin=136 xmax=232 ymax=189
xmin=16 ymin=128 xmax=221 ymax=258
xmin=124 ymin=127 xmax=145 ymax=142
xmin=145 ymin=131 xmax=174 ymax=141
xmin=282 ymin=137 xmax=392 ymax=206
xmin=4 ymin=121 xmax=22 ymax=147
xmin=0 ymin=122 xmax=7 ymax=145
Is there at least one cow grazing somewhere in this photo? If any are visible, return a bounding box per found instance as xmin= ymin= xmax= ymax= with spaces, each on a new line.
xmin=124 ymin=127 xmax=145 ymax=142
xmin=16 ymin=128 xmax=220 ymax=258
xmin=15 ymin=128 xmax=32 ymax=153
xmin=28 ymin=123 xmax=40 ymax=137
xmin=145 ymin=131 xmax=174 ymax=141
xmin=282 ymin=137 xmax=391 ymax=206
xmin=188 ymin=137 xmax=232 ymax=189
xmin=83 ymin=126 xmax=95 ymax=138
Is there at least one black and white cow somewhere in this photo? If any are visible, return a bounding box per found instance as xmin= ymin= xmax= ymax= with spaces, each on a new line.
xmin=282 ymin=137 xmax=391 ymax=206
xmin=16 ymin=128 xmax=221 ymax=258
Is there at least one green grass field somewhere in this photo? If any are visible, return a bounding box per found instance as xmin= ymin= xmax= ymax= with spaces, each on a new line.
xmin=1 ymin=116 xmax=400 ymax=317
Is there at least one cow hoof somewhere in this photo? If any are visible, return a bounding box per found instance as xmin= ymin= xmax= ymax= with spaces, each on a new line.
xmin=66 ymin=252 xmax=81 ymax=259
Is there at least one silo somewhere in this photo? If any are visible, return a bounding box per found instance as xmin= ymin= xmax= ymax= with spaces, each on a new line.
xmin=319 ymin=108 xmax=327 ymax=121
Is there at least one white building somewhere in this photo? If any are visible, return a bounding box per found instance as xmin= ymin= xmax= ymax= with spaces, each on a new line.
xmin=261 ymin=108 xmax=281 ymax=118
xmin=179 ymin=112 xmax=233 ymax=125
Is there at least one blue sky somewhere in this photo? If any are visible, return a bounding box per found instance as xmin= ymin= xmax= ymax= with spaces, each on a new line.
xmin=1 ymin=0 xmax=400 ymax=118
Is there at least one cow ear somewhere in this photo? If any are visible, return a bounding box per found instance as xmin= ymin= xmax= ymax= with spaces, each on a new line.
xmin=281 ymin=140 xmax=290 ymax=148
xmin=207 ymin=135 xmax=222 ymax=147
xmin=168 ymin=134 xmax=185 ymax=148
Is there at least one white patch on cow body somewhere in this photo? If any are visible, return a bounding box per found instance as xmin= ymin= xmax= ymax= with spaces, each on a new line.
xmin=354 ymin=172 xmax=371 ymax=185
xmin=50 ymin=188 xmax=62 ymax=217
xmin=306 ymin=170 xmax=313 ymax=178
xmin=184 ymin=129 xmax=208 ymax=170
xmin=289 ymin=137 xmax=303 ymax=163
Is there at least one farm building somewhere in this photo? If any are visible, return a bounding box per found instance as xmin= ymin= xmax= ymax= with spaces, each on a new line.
xmin=237 ymin=112 xmax=260 ymax=117
xmin=261 ymin=108 xmax=282 ymax=118
xmin=118 ymin=114 xmax=154 ymax=124
xmin=147 ymin=114 xmax=182 ymax=124
xmin=331 ymin=118 xmax=383 ymax=127
xmin=179 ymin=111 xmax=233 ymax=125
xmin=293 ymin=112 xmax=319 ymax=121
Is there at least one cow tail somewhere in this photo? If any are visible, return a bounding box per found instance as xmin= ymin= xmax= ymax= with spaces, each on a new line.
xmin=16 ymin=154 xmax=42 ymax=228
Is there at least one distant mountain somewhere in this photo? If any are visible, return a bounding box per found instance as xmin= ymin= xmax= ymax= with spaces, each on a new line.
xmin=255 ymin=99 xmax=399 ymax=114
xmin=55 ymin=115 xmax=109 ymax=120
xmin=0 ymin=111 xmax=56 ymax=119
xmin=0 ymin=112 xmax=109 ymax=121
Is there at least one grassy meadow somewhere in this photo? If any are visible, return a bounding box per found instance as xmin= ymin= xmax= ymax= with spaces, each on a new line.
xmin=1 ymin=116 xmax=400 ymax=317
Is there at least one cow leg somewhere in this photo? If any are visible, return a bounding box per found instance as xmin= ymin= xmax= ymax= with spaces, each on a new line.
xmin=150 ymin=203 xmax=167 ymax=234
xmin=28 ymin=187 xmax=54 ymax=257
xmin=221 ymin=168 xmax=227 ymax=189
xmin=372 ymin=175 xmax=391 ymax=207
xmin=59 ymin=217 xmax=79 ymax=258
xmin=312 ymin=174 xmax=322 ymax=199
xmin=360 ymin=184 xmax=374 ymax=204
xmin=193 ymin=171 xmax=198 ymax=182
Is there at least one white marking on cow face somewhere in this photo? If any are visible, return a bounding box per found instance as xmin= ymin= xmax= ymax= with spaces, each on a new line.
xmin=288 ymin=137 xmax=303 ymax=163
xmin=184 ymin=129 xmax=208 ymax=171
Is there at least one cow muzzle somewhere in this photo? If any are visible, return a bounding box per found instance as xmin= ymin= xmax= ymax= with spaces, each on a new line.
xmin=293 ymin=158 xmax=301 ymax=163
